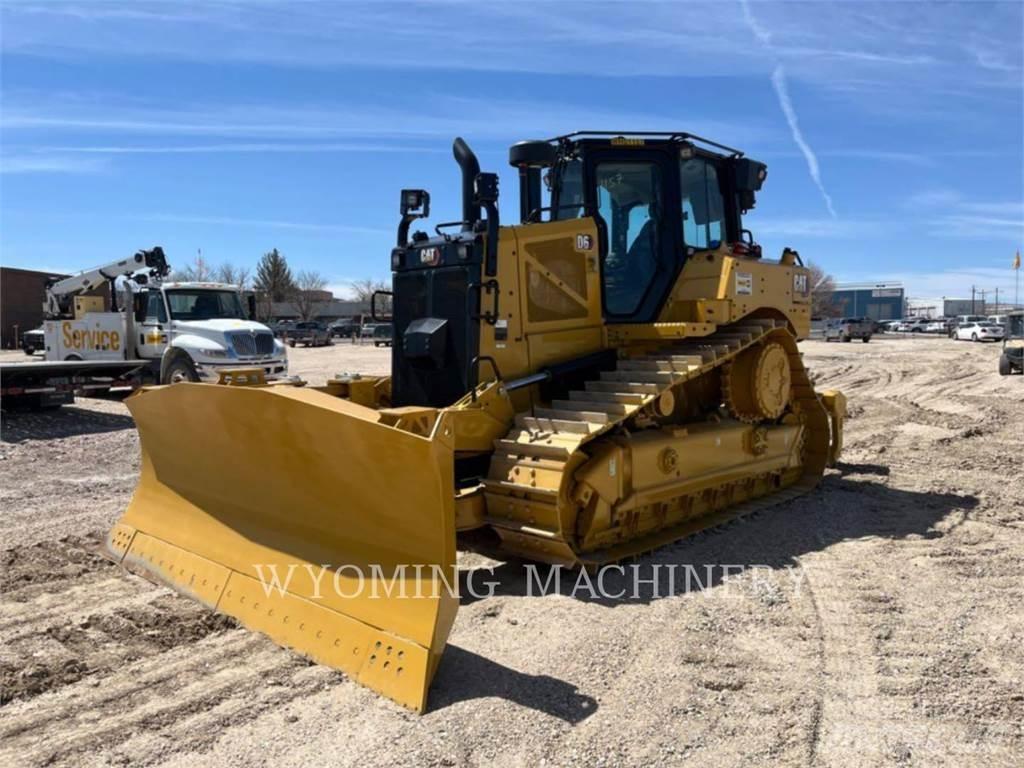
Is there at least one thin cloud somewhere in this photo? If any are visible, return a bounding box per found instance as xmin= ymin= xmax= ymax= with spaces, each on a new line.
xmin=847 ymin=267 xmax=1024 ymax=301
xmin=740 ymin=0 xmax=837 ymax=218
xmin=0 ymin=153 xmax=107 ymax=174
xmin=38 ymin=142 xmax=447 ymax=155
xmin=2 ymin=95 xmax=761 ymax=146
xmin=136 ymin=213 xmax=390 ymax=236
xmin=907 ymin=190 xmax=1024 ymax=238
xmin=749 ymin=216 xmax=882 ymax=239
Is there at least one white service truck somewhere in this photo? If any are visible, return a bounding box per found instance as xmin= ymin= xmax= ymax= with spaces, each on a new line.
xmin=41 ymin=247 xmax=288 ymax=385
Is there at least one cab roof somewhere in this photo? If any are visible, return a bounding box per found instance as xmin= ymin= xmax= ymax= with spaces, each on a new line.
xmin=160 ymin=281 xmax=239 ymax=291
xmin=545 ymin=131 xmax=744 ymax=159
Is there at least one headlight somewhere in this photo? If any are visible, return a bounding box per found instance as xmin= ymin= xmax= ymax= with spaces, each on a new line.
xmin=204 ymin=348 xmax=230 ymax=358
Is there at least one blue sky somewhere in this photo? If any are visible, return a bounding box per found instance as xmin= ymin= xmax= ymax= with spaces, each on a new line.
xmin=1 ymin=0 xmax=1022 ymax=302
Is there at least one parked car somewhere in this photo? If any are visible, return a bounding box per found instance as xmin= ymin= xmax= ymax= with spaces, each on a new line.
xmin=824 ymin=317 xmax=872 ymax=343
xmin=269 ymin=320 xmax=297 ymax=339
xmin=329 ymin=319 xmax=359 ymax=338
xmin=924 ymin=319 xmax=951 ymax=334
xmin=878 ymin=319 xmax=902 ymax=332
xmin=287 ymin=321 xmax=333 ymax=347
xmin=988 ymin=314 xmax=1010 ymax=331
xmin=21 ymin=326 xmax=45 ymax=355
xmin=948 ymin=315 xmax=989 ymax=338
xmin=372 ymin=324 xmax=393 ymax=347
xmin=896 ymin=317 xmax=929 ymax=333
xmin=953 ymin=322 xmax=1004 ymax=342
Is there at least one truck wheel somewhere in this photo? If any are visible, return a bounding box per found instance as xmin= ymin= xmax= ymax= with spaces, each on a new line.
xmin=288 ymin=339 xmax=296 ymax=348
xmin=999 ymin=354 xmax=1012 ymax=375
xmin=862 ymin=336 xmax=871 ymax=343
xmin=23 ymin=346 xmax=35 ymax=355
xmin=161 ymin=355 xmax=199 ymax=385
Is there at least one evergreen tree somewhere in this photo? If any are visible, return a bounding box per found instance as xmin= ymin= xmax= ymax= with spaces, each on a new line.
xmin=254 ymin=249 xmax=295 ymax=302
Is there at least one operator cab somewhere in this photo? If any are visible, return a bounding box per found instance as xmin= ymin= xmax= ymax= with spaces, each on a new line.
xmin=513 ymin=132 xmax=767 ymax=324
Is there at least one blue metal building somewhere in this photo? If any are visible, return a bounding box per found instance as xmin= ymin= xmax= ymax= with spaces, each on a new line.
xmin=830 ymin=282 xmax=905 ymax=320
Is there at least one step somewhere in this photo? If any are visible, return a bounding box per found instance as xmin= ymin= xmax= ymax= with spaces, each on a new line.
xmin=534 ymin=407 xmax=610 ymax=424
xmin=568 ymin=390 xmax=647 ymax=405
xmin=515 ymin=415 xmax=595 ymax=435
xmin=552 ymin=399 xmax=632 ymax=415
xmin=617 ymin=359 xmax=678 ymax=372
xmin=673 ymin=347 xmax=719 ymax=363
xmin=689 ymin=343 xmax=731 ymax=358
xmin=647 ymin=354 xmax=705 ymax=367
xmin=585 ymin=380 xmax=661 ymax=395
xmin=730 ymin=325 xmax=770 ymax=336
xmin=709 ymin=335 xmax=750 ymax=348
xmin=494 ymin=437 xmax=572 ymax=460
xmin=599 ymin=370 xmax=678 ymax=384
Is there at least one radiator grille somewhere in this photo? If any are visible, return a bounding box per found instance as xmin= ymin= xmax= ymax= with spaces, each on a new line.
xmin=228 ymin=331 xmax=275 ymax=357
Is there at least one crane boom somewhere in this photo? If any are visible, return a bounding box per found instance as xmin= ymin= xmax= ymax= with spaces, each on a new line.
xmin=44 ymin=247 xmax=169 ymax=317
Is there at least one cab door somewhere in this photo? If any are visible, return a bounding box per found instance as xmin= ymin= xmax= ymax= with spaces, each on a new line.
xmin=586 ymin=149 xmax=680 ymax=323
xmin=138 ymin=290 xmax=169 ymax=359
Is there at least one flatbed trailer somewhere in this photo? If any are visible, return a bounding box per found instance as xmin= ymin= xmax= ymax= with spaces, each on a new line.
xmin=0 ymin=359 xmax=151 ymax=410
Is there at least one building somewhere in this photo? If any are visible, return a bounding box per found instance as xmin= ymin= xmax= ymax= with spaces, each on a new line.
xmin=829 ymin=282 xmax=905 ymax=321
xmin=907 ymin=297 xmax=975 ymax=318
xmin=1 ymin=267 xmax=67 ymax=349
xmin=270 ymin=299 xmax=372 ymax=322
xmin=905 ymin=297 xmax=1015 ymax=318
xmin=2 ymin=266 xmax=114 ymax=349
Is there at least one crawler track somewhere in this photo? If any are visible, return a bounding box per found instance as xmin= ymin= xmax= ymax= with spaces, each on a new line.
xmin=483 ymin=319 xmax=831 ymax=565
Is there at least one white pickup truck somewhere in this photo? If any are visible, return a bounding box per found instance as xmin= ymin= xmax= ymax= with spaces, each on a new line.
xmin=823 ymin=316 xmax=873 ymax=343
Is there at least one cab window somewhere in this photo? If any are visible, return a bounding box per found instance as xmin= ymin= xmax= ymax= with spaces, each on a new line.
xmin=552 ymin=158 xmax=585 ymax=220
xmin=145 ymin=292 xmax=167 ymax=323
xmin=680 ymin=158 xmax=726 ymax=249
xmin=595 ymin=160 xmax=663 ymax=316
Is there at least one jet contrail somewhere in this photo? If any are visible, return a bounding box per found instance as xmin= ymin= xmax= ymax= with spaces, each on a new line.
xmin=740 ymin=0 xmax=837 ymax=218
xmin=770 ymin=65 xmax=837 ymax=218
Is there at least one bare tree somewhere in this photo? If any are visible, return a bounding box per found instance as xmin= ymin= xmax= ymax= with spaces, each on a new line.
xmin=215 ymin=263 xmax=252 ymax=290
xmin=349 ymin=278 xmax=391 ymax=315
xmin=171 ymin=252 xmax=213 ymax=282
xmin=293 ymin=270 xmax=330 ymax=321
xmin=807 ymin=261 xmax=839 ymax=318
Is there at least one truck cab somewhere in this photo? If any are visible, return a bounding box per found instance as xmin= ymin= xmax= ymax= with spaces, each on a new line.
xmin=137 ymin=282 xmax=289 ymax=383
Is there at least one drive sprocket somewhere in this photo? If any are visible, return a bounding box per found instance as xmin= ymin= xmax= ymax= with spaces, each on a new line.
xmin=722 ymin=341 xmax=792 ymax=422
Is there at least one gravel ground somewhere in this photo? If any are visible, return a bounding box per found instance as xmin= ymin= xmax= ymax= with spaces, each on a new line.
xmin=1 ymin=335 xmax=1022 ymax=767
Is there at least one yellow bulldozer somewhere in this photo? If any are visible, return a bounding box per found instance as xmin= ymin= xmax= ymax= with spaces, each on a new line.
xmin=106 ymin=131 xmax=845 ymax=712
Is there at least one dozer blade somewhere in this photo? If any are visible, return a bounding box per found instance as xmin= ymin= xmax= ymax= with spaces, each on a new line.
xmin=106 ymin=382 xmax=458 ymax=713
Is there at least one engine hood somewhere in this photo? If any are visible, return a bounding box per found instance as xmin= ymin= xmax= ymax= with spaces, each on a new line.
xmin=171 ymin=319 xmax=271 ymax=335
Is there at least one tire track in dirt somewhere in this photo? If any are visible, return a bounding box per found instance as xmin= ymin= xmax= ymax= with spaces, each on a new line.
xmin=2 ymin=339 xmax=1022 ymax=767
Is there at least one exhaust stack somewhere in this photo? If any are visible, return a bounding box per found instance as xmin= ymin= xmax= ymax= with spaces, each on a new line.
xmin=452 ymin=137 xmax=481 ymax=231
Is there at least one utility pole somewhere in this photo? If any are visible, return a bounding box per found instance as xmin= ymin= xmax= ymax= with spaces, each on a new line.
xmin=980 ymin=289 xmax=986 ymax=315
xmin=995 ymin=287 xmax=999 ymax=313
xmin=971 ymin=285 xmax=976 ymax=314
